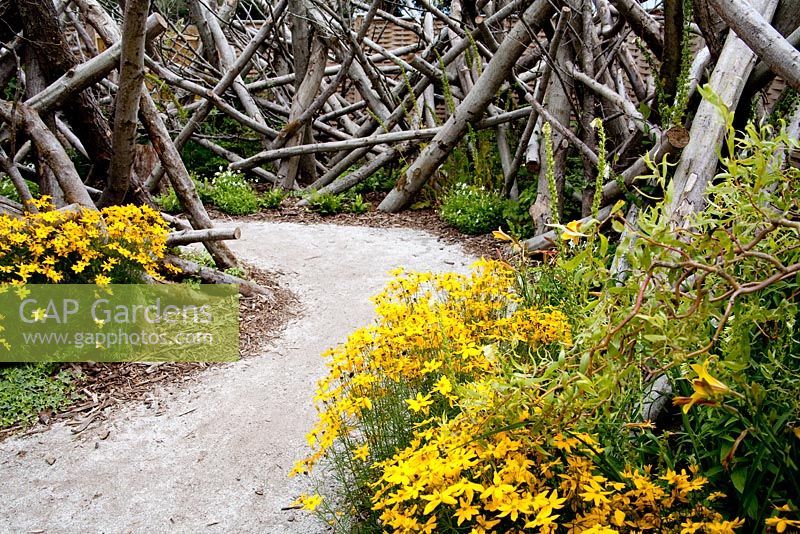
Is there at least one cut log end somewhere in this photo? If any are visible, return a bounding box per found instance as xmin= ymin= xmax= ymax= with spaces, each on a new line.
xmin=666 ymin=125 xmax=690 ymax=149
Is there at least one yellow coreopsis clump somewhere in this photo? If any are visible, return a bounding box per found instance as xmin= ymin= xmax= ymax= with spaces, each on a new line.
xmin=0 ymin=198 xmax=174 ymax=285
xmin=293 ymin=260 xmax=745 ymax=533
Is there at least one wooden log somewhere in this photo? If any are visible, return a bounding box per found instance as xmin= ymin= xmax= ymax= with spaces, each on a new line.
xmin=0 ymin=101 xmax=95 ymax=208
xmin=167 ymin=227 xmax=241 ymax=247
xmin=708 ymin=0 xmax=800 ymax=90
xmin=667 ymin=0 xmax=780 ymax=227
xmin=521 ymin=204 xmax=615 ymax=252
xmin=190 ymin=0 xmax=272 ymax=147
xmin=0 ymin=146 xmax=36 ymax=210
xmin=233 ymin=107 xmax=533 ymax=169
xmin=0 ymin=195 xmax=24 ymax=217
xmin=147 ymin=20 xmax=274 ymax=187
xmin=100 ymin=0 xmax=150 ymax=207
xmin=25 ymin=14 xmax=166 ymax=114
xmin=191 ymin=137 xmax=281 ymax=186
xmin=608 ymin=0 xmax=663 ymax=56
xmin=164 ymin=255 xmax=271 ymax=299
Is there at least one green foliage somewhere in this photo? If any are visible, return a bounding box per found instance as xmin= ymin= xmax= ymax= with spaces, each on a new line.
xmin=294 ymin=89 xmax=800 ymax=532
xmin=210 ymin=169 xmax=261 ymax=215
xmin=501 ymin=184 xmax=537 ymax=239
xmin=351 ymin=168 xmax=397 ymax=194
xmin=534 ymin=105 xmax=800 ymax=528
xmin=305 ymin=191 xmax=371 ymax=215
xmin=0 ymin=363 xmax=79 ymax=428
xmin=3 ymin=76 xmax=19 ymax=101
xmin=344 ymin=193 xmax=370 ymax=214
xmin=154 ymin=187 xmax=182 ymax=214
xmin=305 ymin=192 xmax=345 ymax=215
xmin=156 ymin=170 xmax=263 ymax=215
xmin=182 ymin=110 xmax=263 ymax=179
xmin=259 ymin=188 xmax=285 ymax=210
xmin=439 ymin=183 xmax=505 ymax=235
xmin=223 ymin=266 xmax=246 ymax=278
xmin=0 ymin=176 xmax=39 ymax=204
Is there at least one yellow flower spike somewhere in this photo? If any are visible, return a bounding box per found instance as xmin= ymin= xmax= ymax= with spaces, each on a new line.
xmin=561 ymin=220 xmax=586 ymax=243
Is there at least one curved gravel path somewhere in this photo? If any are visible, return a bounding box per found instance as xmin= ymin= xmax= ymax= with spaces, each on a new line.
xmin=0 ymin=221 xmax=476 ymax=533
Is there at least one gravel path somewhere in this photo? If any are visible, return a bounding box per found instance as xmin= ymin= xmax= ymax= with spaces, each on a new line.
xmin=0 ymin=221 xmax=476 ymax=533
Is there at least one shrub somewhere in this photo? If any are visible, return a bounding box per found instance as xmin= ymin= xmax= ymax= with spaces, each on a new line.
xmin=260 ymin=188 xmax=285 ymax=210
xmin=0 ymin=199 xmax=174 ymax=284
xmin=292 ymin=261 xmax=740 ymax=532
xmin=155 ymin=187 xmax=182 ymax=213
xmin=293 ymin=100 xmax=800 ymax=532
xmin=344 ymin=193 xmax=370 ymax=214
xmin=209 ymin=169 xmax=261 ymax=215
xmin=0 ymin=177 xmax=39 ymax=204
xmin=439 ymin=183 xmax=506 ymax=235
xmin=351 ymin=168 xmax=397 ymax=194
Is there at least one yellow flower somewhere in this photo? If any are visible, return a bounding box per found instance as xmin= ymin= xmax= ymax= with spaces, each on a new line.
xmin=452 ymin=498 xmax=479 ymax=525
xmin=31 ymin=308 xmax=47 ymax=322
xmin=292 ymin=493 xmax=323 ymax=512
xmin=95 ymin=274 xmax=111 ymax=286
xmin=561 ymin=220 xmax=585 ymax=243
xmin=406 ymin=392 xmax=434 ymax=414
xmin=673 ymin=362 xmax=731 ymax=413
xmin=766 ymin=517 xmax=800 ymax=533
xmin=421 ymin=486 xmax=458 ymax=515
xmin=353 ymin=443 xmax=369 ymax=461
xmin=579 ymin=479 xmax=611 ymax=506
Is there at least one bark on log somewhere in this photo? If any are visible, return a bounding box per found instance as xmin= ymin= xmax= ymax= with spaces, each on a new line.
xmin=0 ymin=101 xmax=96 ymax=208
xmin=377 ymin=0 xmax=555 ymax=212
xmin=522 ymin=204 xmax=615 ymax=252
xmin=165 ymin=255 xmax=271 ymax=299
xmin=25 ymin=14 xmax=166 ymax=114
xmin=0 ymin=146 xmax=36 ymax=210
xmin=101 ymin=0 xmax=150 ymax=207
xmin=609 ymin=0 xmax=664 ymax=57
xmin=16 ymin=0 xmax=114 ymax=190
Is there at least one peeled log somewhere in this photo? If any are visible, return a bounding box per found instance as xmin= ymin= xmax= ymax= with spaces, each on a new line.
xmin=667 ymin=0 xmax=780 ymax=227
xmin=708 ymin=0 xmax=800 ymax=90
xmin=166 ymin=227 xmax=241 ymax=247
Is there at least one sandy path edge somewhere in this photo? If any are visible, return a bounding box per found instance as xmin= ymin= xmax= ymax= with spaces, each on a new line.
xmin=0 ymin=221 xmax=476 ymax=533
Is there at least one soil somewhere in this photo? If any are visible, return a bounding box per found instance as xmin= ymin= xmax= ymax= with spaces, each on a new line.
xmin=0 ymin=219 xmax=478 ymax=533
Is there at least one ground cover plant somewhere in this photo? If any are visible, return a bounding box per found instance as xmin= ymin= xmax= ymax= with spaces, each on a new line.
xmin=292 ymin=117 xmax=800 ymax=532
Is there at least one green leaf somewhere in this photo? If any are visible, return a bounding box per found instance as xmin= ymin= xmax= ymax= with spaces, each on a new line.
xmin=731 ymin=467 xmax=747 ymax=494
